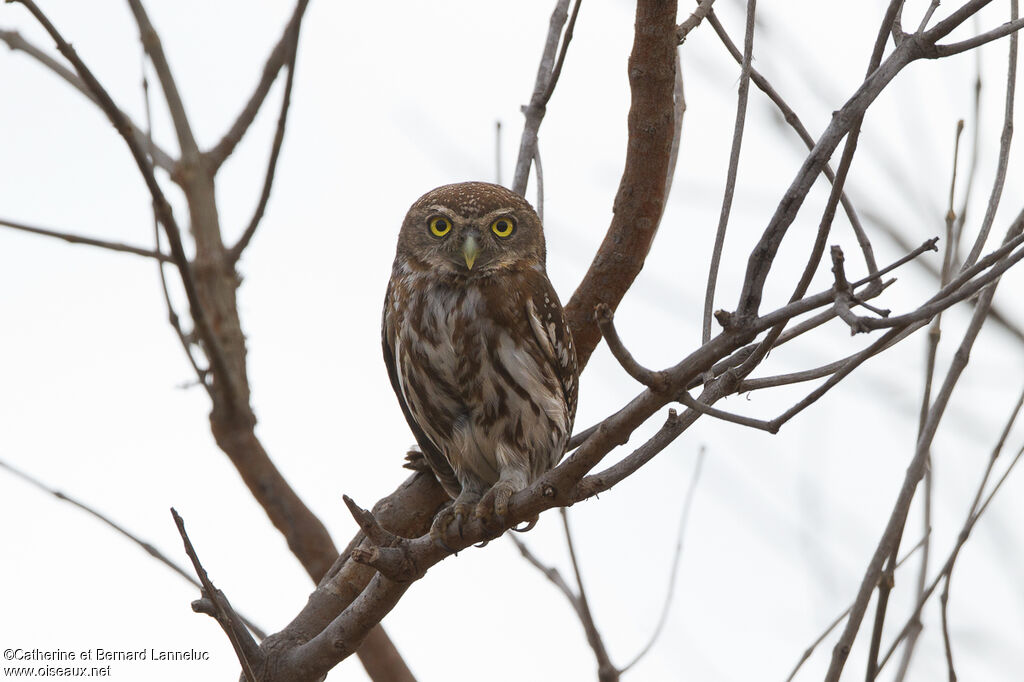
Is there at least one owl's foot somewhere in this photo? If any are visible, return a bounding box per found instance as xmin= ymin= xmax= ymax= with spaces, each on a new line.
xmin=474 ymin=479 xmax=524 ymax=529
xmin=429 ymin=491 xmax=481 ymax=551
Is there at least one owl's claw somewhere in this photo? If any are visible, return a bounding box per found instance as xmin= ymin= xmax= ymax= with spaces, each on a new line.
xmin=474 ymin=479 xmax=521 ymax=529
xmin=430 ymin=493 xmax=480 ymax=551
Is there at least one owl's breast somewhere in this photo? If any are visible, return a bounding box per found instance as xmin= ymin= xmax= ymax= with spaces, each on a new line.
xmin=389 ymin=272 xmax=569 ymax=485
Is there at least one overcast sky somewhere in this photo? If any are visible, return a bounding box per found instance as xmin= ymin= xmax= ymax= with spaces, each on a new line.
xmin=2 ymin=1 xmax=1023 ymax=680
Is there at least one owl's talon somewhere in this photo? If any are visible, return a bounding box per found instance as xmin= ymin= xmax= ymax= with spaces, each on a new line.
xmin=430 ymin=491 xmax=481 ymax=551
xmin=475 ymin=480 xmax=520 ymax=527
xmin=429 ymin=506 xmax=458 ymax=552
xmin=511 ymin=515 xmax=539 ymax=533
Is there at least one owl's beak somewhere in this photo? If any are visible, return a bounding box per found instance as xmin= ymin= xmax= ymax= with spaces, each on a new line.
xmin=462 ymin=235 xmax=479 ymax=270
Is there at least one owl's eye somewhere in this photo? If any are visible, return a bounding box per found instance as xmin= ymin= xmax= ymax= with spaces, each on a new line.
xmin=491 ymin=217 xmax=516 ymax=238
xmin=428 ymin=216 xmax=452 ymax=238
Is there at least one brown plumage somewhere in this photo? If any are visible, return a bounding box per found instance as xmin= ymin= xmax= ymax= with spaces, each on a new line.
xmin=382 ymin=182 xmax=577 ymax=539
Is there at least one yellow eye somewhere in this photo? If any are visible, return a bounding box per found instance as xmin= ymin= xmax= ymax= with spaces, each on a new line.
xmin=491 ymin=217 xmax=516 ymax=238
xmin=429 ymin=216 xmax=452 ymax=238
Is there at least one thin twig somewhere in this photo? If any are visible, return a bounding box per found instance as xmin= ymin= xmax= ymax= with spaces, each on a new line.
xmin=512 ymin=0 xmax=575 ymax=196
xmin=917 ymin=0 xmax=942 ymax=33
xmin=893 ymin=118 xmax=965 ymax=682
xmin=0 ymin=28 xmax=176 ymax=173
xmin=678 ymin=392 xmax=778 ymax=432
xmin=0 ymin=458 xmax=266 ymax=639
xmin=560 ymin=508 xmax=618 ymax=682
xmin=877 ymin=387 xmax=1024 ymax=673
xmin=594 ymin=303 xmax=668 ymax=391
xmin=508 ymin=536 xmax=577 ymax=605
xmin=142 ymin=54 xmax=215 ymax=401
xmin=0 ymin=216 xmax=172 ymax=261
xmin=784 ymin=535 xmax=930 ymax=682
xmin=620 ymin=447 xmax=706 ymax=672
xmin=125 ymin=0 xmax=199 ymax=158
xmin=932 ymin=16 xmax=1024 ymax=58
xmin=227 ymin=9 xmax=303 ymax=263
xmin=705 ymin=12 xmax=873 ymax=279
xmin=171 ymin=509 xmax=260 ymax=681
xmin=11 ymin=0 xmax=239 ymax=413
xmin=702 ymin=0 xmax=756 ymax=349
xmin=205 ymin=0 xmax=310 ymax=170
xmin=954 ymin=40 xmax=983 ymax=258
xmin=677 ymin=0 xmax=715 ymax=43
xmin=823 ymin=201 xmax=1020 ymax=681
xmin=959 ymin=3 xmax=1018 ymax=268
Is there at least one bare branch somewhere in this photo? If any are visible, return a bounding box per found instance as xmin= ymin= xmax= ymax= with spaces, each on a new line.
xmin=704 ymin=12 xmax=873 ymax=276
xmin=959 ymin=3 xmax=1018 ymax=268
xmin=0 ymin=458 xmax=267 ymax=639
xmin=0 ymin=28 xmax=176 ymax=173
xmin=206 ymin=0 xmax=310 ymax=170
xmin=678 ymin=392 xmax=778 ymax=432
xmin=932 ymin=16 xmax=1024 ymax=57
xmin=227 ymin=12 xmax=302 ymax=263
xmin=143 ymin=59 xmax=216 ymax=401
xmin=10 ymin=0 xmax=240 ymax=413
xmin=125 ymin=0 xmax=199 ymax=158
xmin=784 ymin=534 xmax=930 ymax=682
xmin=702 ymin=0 xmax=756 ymax=349
xmin=594 ymin=303 xmax=669 ymax=391
xmin=892 ymin=118 xmax=965 ymax=682
xmin=823 ymin=215 xmax=1021 ymax=682
xmin=621 ymin=447 xmax=706 ymax=672
xmin=734 ymin=0 xmax=969 ymax=321
xmin=677 ymin=0 xmax=715 ymax=43
xmin=561 ymin=509 xmax=618 ymax=682
xmin=0 ymin=216 xmax=172 ymax=261
xmin=511 ymin=0 xmax=580 ymax=196
xmin=509 ymin=535 xmax=578 ymax=605
xmin=171 ymin=508 xmax=260 ymax=682
xmin=877 ymin=387 xmax=1024 ymax=673
xmin=834 ymin=229 xmax=1024 ymax=334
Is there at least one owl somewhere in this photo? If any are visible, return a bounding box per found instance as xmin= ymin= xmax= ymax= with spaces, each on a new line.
xmin=382 ymin=182 xmax=578 ymax=543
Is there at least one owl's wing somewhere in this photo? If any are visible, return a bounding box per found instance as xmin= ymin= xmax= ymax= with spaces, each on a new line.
xmin=524 ymin=272 xmax=579 ymax=436
xmin=382 ymin=282 xmax=461 ymax=498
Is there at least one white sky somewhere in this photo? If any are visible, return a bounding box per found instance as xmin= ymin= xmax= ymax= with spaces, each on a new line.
xmin=1 ymin=1 xmax=1023 ymax=681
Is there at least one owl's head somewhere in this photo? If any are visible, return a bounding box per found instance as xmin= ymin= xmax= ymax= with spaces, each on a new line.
xmin=395 ymin=182 xmax=546 ymax=276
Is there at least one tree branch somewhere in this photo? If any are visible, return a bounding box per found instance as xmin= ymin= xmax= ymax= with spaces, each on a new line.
xmin=171 ymin=508 xmax=260 ymax=682
xmin=0 ymin=216 xmax=172 ymax=261
xmin=677 ymin=0 xmax=715 ymax=43
xmin=11 ymin=0 xmax=240 ymax=415
xmin=511 ymin=0 xmax=578 ymax=196
xmin=594 ymin=303 xmax=669 ymax=391
xmin=205 ymin=0 xmax=310 ymax=171
xmin=227 ymin=5 xmax=302 ymax=263
xmin=564 ymin=0 xmax=678 ymax=368
xmin=125 ymin=0 xmax=199 ymax=159
xmin=702 ymin=0 xmax=756 ymax=349
xmin=0 ymin=28 xmax=176 ymax=173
